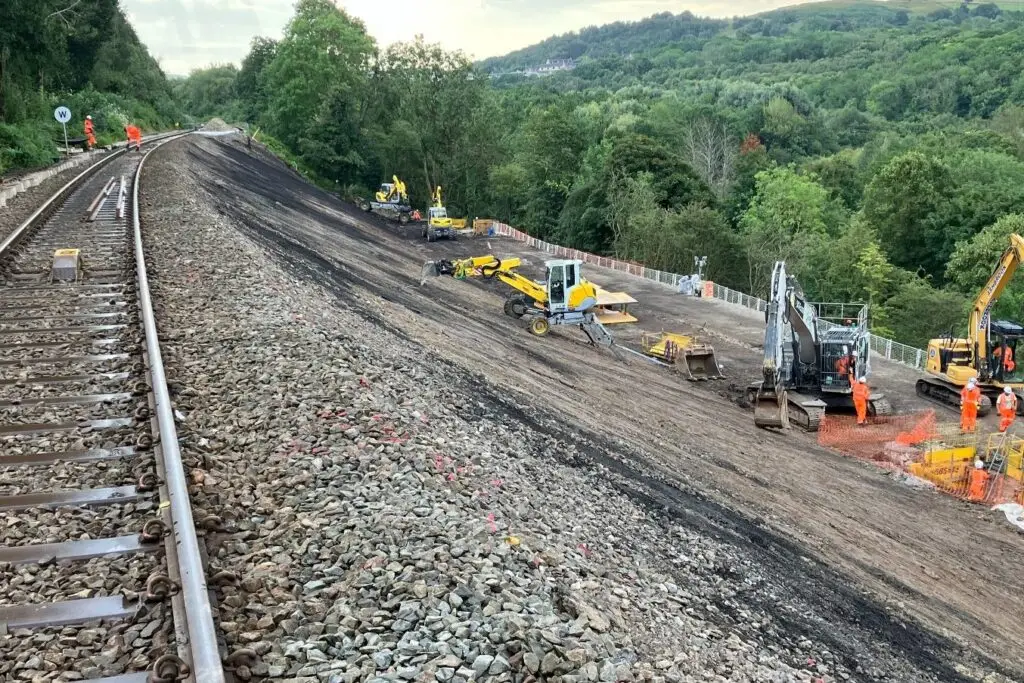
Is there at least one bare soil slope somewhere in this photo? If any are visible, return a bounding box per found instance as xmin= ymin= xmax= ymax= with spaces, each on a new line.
xmin=178 ymin=134 xmax=1024 ymax=682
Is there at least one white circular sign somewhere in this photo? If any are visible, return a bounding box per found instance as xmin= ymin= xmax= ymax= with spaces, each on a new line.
xmin=54 ymin=106 xmax=71 ymax=123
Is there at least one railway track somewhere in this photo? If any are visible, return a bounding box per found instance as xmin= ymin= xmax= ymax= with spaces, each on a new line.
xmin=0 ymin=134 xmax=228 ymax=683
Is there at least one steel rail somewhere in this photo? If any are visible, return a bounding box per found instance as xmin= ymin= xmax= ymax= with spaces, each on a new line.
xmin=132 ymin=133 xmax=226 ymax=683
xmin=0 ymin=130 xmax=184 ymax=256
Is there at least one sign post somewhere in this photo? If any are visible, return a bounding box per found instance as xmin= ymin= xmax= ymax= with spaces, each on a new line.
xmin=54 ymin=106 xmax=71 ymax=156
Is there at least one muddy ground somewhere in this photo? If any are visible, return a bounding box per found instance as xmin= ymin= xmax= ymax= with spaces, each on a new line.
xmin=177 ymin=134 xmax=1024 ymax=681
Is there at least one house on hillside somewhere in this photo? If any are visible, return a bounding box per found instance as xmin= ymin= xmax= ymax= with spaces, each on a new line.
xmin=523 ymin=58 xmax=577 ymax=77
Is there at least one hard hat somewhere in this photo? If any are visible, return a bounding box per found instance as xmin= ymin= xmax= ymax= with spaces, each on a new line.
xmin=974 ymin=459 xmax=985 ymax=469
xmin=968 ymin=378 xmax=977 ymax=387
xmin=86 ymin=115 xmax=92 ymax=120
xmin=1005 ymin=386 xmax=1013 ymax=394
xmin=858 ymin=376 xmax=866 ymax=384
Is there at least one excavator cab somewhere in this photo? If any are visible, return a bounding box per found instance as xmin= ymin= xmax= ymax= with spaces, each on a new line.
xmin=989 ymin=320 xmax=1024 ymax=383
xmin=545 ymin=260 xmax=596 ymax=314
xmin=375 ymin=182 xmax=395 ymax=203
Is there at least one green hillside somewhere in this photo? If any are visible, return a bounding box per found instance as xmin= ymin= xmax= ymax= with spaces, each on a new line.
xmin=180 ymin=0 xmax=1024 ymax=350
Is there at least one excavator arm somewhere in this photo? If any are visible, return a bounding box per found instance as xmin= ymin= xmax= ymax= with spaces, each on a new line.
xmin=421 ymin=255 xmax=548 ymax=304
xmin=755 ymin=261 xmax=791 ymax=429
xmin=969 ymin=233 xmax=1024 ymax=376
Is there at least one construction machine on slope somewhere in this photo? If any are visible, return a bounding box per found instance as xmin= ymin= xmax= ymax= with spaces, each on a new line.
xmin=359 ymin=175 xmax=413 ymax=224
xmin=422 ymin=185 xmax=456 ymax=242
xmin=750 ymin=261 xmax=891 ymax=431
xmin=421 ymin=254 xmax=617 ymax=346
xmin=915 ymin=233 xmax=1024 ymax=417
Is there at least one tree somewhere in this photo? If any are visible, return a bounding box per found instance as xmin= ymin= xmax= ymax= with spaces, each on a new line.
xmin=861 ymin=151 xmax=954 ymax=280
xmin=740 ymin=167 xmax=833 ymax=295
xmin=992 ymin=104 xmax=1024 ymax=158
xmin=886 ymin=279 xmax=970 ymax=349
xmin=262 ymin=0 xmax=375 ymax=175
xmin=947 ymin=213 xmax=1024 ymax=321
xmin=235 ymin=37 xmax=277 ymax=123
xmin=681 ymin=117 xmax=736 ymax=199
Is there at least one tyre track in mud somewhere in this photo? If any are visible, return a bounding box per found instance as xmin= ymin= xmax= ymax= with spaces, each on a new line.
xmin=186 ymin=134 xmax=1021 ymax=682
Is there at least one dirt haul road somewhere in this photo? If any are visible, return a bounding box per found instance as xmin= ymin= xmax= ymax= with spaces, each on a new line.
xmin=177 ymin=134 xmax=1023 ymax=681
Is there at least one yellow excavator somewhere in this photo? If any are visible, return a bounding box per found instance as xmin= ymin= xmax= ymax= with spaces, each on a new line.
xmin=359 ymin=175 xmax=413 ymax=224
xmin=916 ymin=233 xmax=1024 ymax=416
xmin=421 ymin=254 xmax=616 ymax=345
xmin=423 ymin=185 xmax=455 ymax=242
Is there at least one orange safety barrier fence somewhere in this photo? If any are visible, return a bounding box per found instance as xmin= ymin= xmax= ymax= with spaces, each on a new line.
xmin=818 ymin=410 xmax=1024 ymax=506
xmin=817 ymin=411 xmax=935 ymax=466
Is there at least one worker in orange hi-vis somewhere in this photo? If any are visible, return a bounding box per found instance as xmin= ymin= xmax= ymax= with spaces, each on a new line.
xmin=960 ymin=378 xmax=982 ymax=433
xmin=997 ymin=386 xmax=1018 ymax=433
xmin=124 ymin=124 xmax=141 ymax=152
xmin=835 ymin=345 xmax=856 ymax=384
xmin=84 ymin=115 xmax=96 ymax=150
xmin=852 ymin=376 xmax=870 ymax=426
xmin=129 ymin=124 xmax=142 ymax=151
xmin=994 ymin=342 xmax=1016 ymax=376
xmin=967 ymin=458 xmax=990 ymax=502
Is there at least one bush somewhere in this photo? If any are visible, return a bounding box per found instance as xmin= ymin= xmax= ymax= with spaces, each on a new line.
xmin=0 ymin=123 xmax=59 ymax=174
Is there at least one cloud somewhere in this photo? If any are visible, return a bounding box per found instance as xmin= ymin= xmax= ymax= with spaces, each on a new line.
xmin=121 ymin=0 xmax=810 ymax=74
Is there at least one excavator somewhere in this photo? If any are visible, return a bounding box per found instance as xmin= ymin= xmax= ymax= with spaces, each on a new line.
xmin=359 ymin=175 xmax=412 ymax=224
xmin=750 ymin=261 xmax=891 ymax=431
xmin=423 ymin=185 xmax=455 ymax=242
xmin=916 ymin=233 xmax=1024 ymax=416
xmin=421 ymin=254 xmax=616 ymax=346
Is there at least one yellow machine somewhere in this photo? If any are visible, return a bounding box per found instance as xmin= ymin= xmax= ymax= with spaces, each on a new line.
xmin=423 ymin=185 xmax=455 ymax=242
xmin=361 ymin=175 xmax=412 ymax=224
xmin=641 ymin=332 xmax=724 ymax=381
xmin=421 ymin=255 xmax=615 ymax=345
xmin=375 ymin=176 xmax=407 ymax=203
xmin=917 ymin=233 xmax=1024 ymax=417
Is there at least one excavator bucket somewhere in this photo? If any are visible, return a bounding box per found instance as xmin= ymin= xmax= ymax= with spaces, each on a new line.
xmin=679 ymin=343 xmax=724 ymax=381
xmin=754 ymin=387 xmax=790 ymax=430
xmin=420 ymin=260 xmax=441 ymax=283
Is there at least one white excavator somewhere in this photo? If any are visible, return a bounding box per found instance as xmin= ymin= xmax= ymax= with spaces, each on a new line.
xmin=750 ymin=261 xmax=891 ymax=431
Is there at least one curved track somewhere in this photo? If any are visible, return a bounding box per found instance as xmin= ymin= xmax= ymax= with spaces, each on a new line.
xmin=0 ymin=135 xmax=227 ymax=683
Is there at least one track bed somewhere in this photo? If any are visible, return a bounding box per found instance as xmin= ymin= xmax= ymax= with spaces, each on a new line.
xmin=166 ymin=133 xmax=1024 ymax=683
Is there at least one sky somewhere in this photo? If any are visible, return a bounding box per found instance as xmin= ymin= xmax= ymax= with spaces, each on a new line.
xmin=121 ymin=0 xmax=814 ymax=77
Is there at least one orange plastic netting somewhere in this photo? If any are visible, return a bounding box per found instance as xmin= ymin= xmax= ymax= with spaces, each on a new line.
xmin=817 ymin=410 xmax=1024 ymax=506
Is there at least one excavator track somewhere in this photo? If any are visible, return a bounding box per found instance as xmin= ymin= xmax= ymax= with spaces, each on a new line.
xmin=787 ymin=392 xmax=826 ymax=432
xmin=916 ymin=377 xmax=993 ymax=417
xmin=747 ymin=384 xmax=825 ymax=432
xmin=870 ymin=396 xmax=894 ymax=417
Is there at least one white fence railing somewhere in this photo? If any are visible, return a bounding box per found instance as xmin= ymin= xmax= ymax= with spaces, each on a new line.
xmin=489 ymin=221 xmax=927 ymax=371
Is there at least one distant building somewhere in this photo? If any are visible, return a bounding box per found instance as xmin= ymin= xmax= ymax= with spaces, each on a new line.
xmin=522 ymin=58 xmax=577 ymax=77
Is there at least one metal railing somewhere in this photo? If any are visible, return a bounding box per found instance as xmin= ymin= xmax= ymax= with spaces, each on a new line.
xmin=489 ymin=221 xmax=927 ymax=371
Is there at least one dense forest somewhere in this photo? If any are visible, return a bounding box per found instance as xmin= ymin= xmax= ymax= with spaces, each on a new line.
xmin=0 ymin=0 xmax=179 ymax=172
xmin=104 ymin=1 xmax=1024 ymax=348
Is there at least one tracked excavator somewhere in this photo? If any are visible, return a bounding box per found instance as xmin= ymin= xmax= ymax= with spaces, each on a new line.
xmin=750 ymin=261 xmax=891 ymax=431
xmin=359 ymin=175 xmax=412 ymax=224
xmin=916 ymin=233 xmax=1024 ymax=417
xmin=421 ymin=255 xmax=617 ymax=346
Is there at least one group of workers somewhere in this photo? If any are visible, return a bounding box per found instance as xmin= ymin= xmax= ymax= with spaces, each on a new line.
xmin=82 ymin=114 xmax=142 ymax=152
xmin=960 ymin=378 xmax=1017 ymax=502
xmin=958 ymin=379 xmax=1017 ymax=433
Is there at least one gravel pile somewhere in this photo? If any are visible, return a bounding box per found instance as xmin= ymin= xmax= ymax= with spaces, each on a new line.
xmin=133 ymin=142 xmax=900 ymax=683
xmin=203 ymin=117 xmax=235 ymax=132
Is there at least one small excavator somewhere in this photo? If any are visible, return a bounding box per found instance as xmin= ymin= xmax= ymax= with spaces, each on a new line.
xmin=916 ymin=233 xmax=1024 ymax=416
xmin=359 ymin=175 xmax=413 ymax=224
xmin=423 ymin=185 xmax=455 ymax=242
xmin=421 ymin=254 xmax=616 ymax=346
xmin=750 ymin=261 xmax=891 ymax=431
